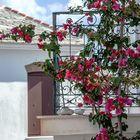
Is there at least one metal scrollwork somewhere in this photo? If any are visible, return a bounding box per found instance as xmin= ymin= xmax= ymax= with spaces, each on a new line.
xmin=53 ymin=11 xmax=140 ymax=113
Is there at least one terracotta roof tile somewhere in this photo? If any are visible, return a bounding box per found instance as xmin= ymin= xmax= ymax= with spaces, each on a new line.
xmin=25 ymin=16 xmax=34 ymax=20
xmin=0 ymin=5 xmax=52 ymax=28
xmin=41 ymin=22 xmax=50 ymax=26
xmin=33 ymin=19 xmax=41 ymax=23
xmin=18 ymin=12 xmax=26 ymax=16
xmin=11 ymin=9 xmax=18 ymax=13
xmin=4 ymin=6 xmax=11 ymax=10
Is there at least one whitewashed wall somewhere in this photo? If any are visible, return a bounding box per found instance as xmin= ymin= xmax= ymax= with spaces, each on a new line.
xmin=0 ymin=42 xmax=82 ymax=140
xmin=0 ymin=82 xmax=27 ymax=140
xmin=0 ymin=43 xmax=48 ymax=140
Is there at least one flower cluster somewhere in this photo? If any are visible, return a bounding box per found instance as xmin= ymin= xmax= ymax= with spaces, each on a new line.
xmin=0 ymin=0 xmax=140 ymax=139
xmin=105 ymin=96 xmax=133 ymax=115
xmin=10 ymin=24 xmax=35 ymax=43
xmin=96 ymin=128 xmax=109 ymax=140
xmin=63 ymin=19 xmax=80 ymax=35
xmin=108 ymin=46 xmax=140 ymax=68
xmin=0 ymin=33 xmax=6 ymax=40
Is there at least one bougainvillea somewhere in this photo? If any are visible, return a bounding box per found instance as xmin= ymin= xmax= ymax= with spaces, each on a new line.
xmin=1 ymin=0 xmax=140 ymax=139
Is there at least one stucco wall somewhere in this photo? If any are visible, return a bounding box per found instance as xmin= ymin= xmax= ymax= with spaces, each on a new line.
xmin=0 ymin=46 xmax=49 ymax=140
xmin=0 ymin=42 xmax=83 ymax=140
xmin=0 ymin=82 xmax=27 ymax=140
xmin=0 ymin=49 xmax=48 ymax=82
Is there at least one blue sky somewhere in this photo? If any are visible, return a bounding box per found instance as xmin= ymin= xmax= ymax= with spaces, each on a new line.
xmin=36 ymin=0 xmax=67 ymax=7
xmin=0 ymin=0 xmax=83 ymax=25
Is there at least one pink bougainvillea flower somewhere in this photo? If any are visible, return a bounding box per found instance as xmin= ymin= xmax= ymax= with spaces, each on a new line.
xmin=37 ymin=43 xmax=44 ymax=49
xmin=0 ymin=34 xmax=6 ymax=40
xmin=100 ymin=111 xmax=105 ymax=115
xmin=96 ymin=128 xmax=109 ymax=140
xmin=100 ymin=127 xmax=108 ymax=136
xmin=116 ymin=108 xmax=123 ymax=115
xmin=56 ymin=31 xmax=64 ymax=41
xmin=83 ymin=95 xmax=90 ymax=104
xmin=93 ymin=1 xmax=101 ymax=9
xmin=85 ymin=82 xmax=97 ymax=92
xmin=78 ymin=64 xmax=84 ymax=72
xmin=77 ymin=102 xmax=83 ymax=108
xmin=95 ymin=65 xmax=101 ymax=72
xmin=65 ymin=69 xmax=72 ymax=80
xmin=38 ymin=38 xmax=43 ymax=42
xmin=87 ymin=16 xmax=93 ymax=23
xmin=109 ymin=49 xmax=120 ymax=61
xmin=72 ymin=26 xmax=80 ymax=34
xmin=136 ymin=45 xmax=140 ymax=52
xmin=112 ymin=2 xmax=120 ymax=11
xmin=85 ymin=58 xmax=95 ymax=69
xmin=70 ymin=55 xmax=76 ymax=60
xmin=83 ymin=95 xmax=94 ymax=105
xmin=58 ymin=60 xmax=64 ymax=66
xmin=101 ymin=5 xmax=107 ymax=11
xmin=107 ymin=113 xmax=112 ymax=119
xmin=10 ymin=27 xmax=19 ymax=34
xmin=18 ymin=31 xmax=24 ymax=38
xmin=132 ymin=53 xmax=140 ymax=58
xmin=112 ymin=0 xmax=118 ymax=2
xmin=101 ymin=84 xmax=111 ymax=95
xmin=67 ymin=19 xmax=73 ymax=25
xmin=96 ymin=96 xmax=103 ymax=106
xmin=116 ymin=96 xmax=125 ymax=102
xmin=125 ymin=98 xmax=133 ymax=106
xmin=56 ymin=71 xmax=64 ymax=80
xmin=24 ymin=34 xmax=32 ymax=43
xmin=63 ymin=24 xmax=69 ymax=30
xmin=118 ymin=58 xmax=128 ymax=67
xmin=116 ymin=96 xmax=125 ymax=107
xmin=126 ymin=48 xmax=135 ymax=56
xmin=96 ymin=134 xmax=102 ymax=140
xmin=105 ymin=98 xmax=115 ymax=113
xmin=120 ymin=49 xmax=126 ymax=55
xmin=65 ymin=69 xmax=75 ymax=81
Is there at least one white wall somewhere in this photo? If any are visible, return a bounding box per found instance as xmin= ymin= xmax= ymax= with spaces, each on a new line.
xmin=0 ymin=42 xmax=83 ymax=140
xmin=0 ymin=44 xmax=48 ymax=140
xmin=0 ymin=49 xmax=48 ymax=82
xmin=0 ymin=82 xmax=27 ymax=140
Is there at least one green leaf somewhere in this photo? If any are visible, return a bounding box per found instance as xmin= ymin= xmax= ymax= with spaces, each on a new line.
xmin=11 ymin=35 xmax=17 ymax=41
xmin=134 ymin=59 xmax=140 ymax=65
xmin=110 ymin=77 xmax=122 ymax=86
xmin=40 ymin=31 xmax=47 ymax=40
xmin=121 ymin=113 xmax=127 ymax=119
xmin=29 ymin=31 xmax=35 ymax=37
xmin=121 ymin=122 xmax=128 ymax=131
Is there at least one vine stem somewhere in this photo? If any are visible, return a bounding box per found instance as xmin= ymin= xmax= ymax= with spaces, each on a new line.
xmin=93 ymin=105 xmax=102 ymax=130
xmin=117 ymin=1 xmax=126 ymax=139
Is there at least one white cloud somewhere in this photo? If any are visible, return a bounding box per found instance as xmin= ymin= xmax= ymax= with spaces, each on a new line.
xmin=0 ymin=0 xmax=84 ymax=25
xmin=67 ymin=0 xmax=83 ymax=7
xmin=47 ymin=3 xmax=67 ymax=13
xmin=44 ymin=2 xmax=67 ymax=25
xmin=45 ymin=0 xmax=84 ymax=25
xmin=1 ymin=0 xmax=68 ymax=24
xmin=2 ymin=0 xmax=48 ymax=22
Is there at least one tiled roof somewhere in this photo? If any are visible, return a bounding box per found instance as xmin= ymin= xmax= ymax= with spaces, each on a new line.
xmin=0 ymin=6 xmax=84 ymax=55
xmin=0 ymin=5 xmax=53 ymax=43
xmin=0 ymin=5 xmax=53 ymax=29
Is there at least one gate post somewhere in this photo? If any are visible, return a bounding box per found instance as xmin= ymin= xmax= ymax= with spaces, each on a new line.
xmin=25 ymin=62 xmax=54 ymax=136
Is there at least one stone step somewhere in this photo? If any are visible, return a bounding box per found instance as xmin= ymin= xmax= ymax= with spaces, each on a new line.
xmin=25 ymin=134 xmax=93 ymax=140
xmin=25 ymin=136 xmax=54 ymax=140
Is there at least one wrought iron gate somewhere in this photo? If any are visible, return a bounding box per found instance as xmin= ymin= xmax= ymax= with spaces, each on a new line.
xmin=52 ymin=11 xmax=140 ymax=113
